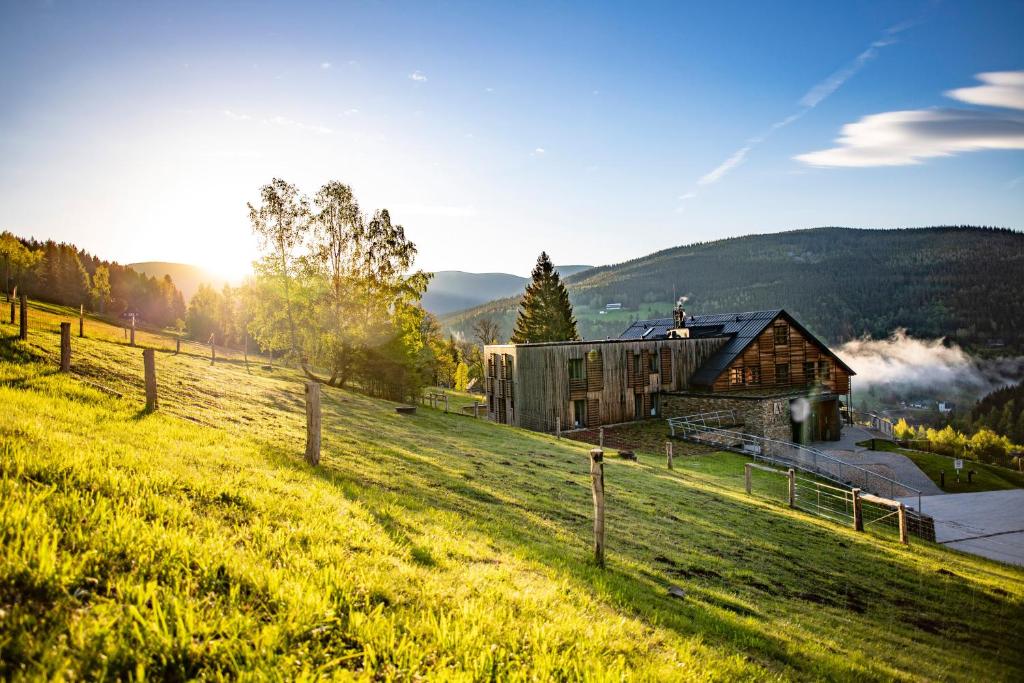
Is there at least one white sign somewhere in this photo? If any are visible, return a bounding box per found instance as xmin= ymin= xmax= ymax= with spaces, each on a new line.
xmin=954 ymin=459 xmax=963 ymax=471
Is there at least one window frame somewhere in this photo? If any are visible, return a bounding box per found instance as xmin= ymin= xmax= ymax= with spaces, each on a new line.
xmin=568 ymin=357 xmax=585 ymax=380
xmin=776 ymin=363 xmax=790 ymax=384
xmin=729 ymin=366 xmax=745 ymax=386
xmin=773 ymin=324 xmax=790 ymax=346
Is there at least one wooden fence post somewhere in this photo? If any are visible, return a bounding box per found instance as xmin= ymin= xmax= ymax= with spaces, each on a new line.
xmin=788 ymin=468 xmax=796 ymax=508
xmin=444 ymin=394 xmax=449 ymax=413
xmin=79 ymin=304 xmax=84 ymax=337
xmin=852 ymin=488 xmax=863 ymax=531
xmin=143 ymin=348 xmax=158 ymax=411
xmin=59 ymin=322 xmax=71 ymax=371
xmin=129 ymin=314 xmax=136 ymax=347
xmin=19 ymin=294 xmax=27 ymax=340
xmin=590 ymin=448 xmax=605 ymax=568
xmin=175 ymin=337 xmax=180 ymax=354
xmin=898 ymin=502 xmax=909 ymax=545
xmin=556 ymin=416 xmax=561 ymax=439
xmin=744 ymin=463 xmax=752 ymax=494
xmin=8 ymin=300 xmax=13 ymax=325
xmin=599 ymin=426 xmax=604 ymax=448
xmin=305 ymin=381 xmax=321 ymax=465
xmin=209 ymin=334 xmax=216 ymax=365
xmin=667 ymin=441 xmax=674 ymax=470
xmin=474 ymin=402 xmax=480 ymax=418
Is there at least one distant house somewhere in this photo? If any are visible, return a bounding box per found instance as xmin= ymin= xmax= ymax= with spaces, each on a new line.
xmin=484 ymin=302 xmax=854 ymax=443
xmin=605 ymin=303 xmax=622 ymax=310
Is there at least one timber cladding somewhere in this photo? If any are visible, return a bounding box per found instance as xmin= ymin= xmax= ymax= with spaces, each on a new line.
xmin=484 ymin=337 xmax=726 ymax=431
xmin=711 ymin=317 xmax=851 ymax=395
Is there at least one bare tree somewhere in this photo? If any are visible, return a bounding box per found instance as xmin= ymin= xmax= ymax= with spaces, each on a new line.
xmin=472 ymin=317 xmax=501 ymax=347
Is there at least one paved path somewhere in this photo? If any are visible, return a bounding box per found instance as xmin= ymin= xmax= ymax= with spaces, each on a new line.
xmin=813 ymin=426 xmax=944 ymax=497
xmin=898 ymin=489 xmax=1024 ymax=567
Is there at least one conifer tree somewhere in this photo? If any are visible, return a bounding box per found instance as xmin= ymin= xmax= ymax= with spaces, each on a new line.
xmin=511 ymin=252 xmax=579 ymax=343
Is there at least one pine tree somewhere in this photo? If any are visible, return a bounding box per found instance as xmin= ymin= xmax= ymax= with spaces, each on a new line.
xmin=511 ymin=252 xmax=579 ymax=343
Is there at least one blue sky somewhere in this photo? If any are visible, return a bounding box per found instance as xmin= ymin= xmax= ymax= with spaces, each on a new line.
xmin=1 ymin=0 xmax=1022 ymax=279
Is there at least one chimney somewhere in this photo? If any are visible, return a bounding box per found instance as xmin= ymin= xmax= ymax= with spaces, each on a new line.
xmin=672 ymin=296 xmax=687 ymax=329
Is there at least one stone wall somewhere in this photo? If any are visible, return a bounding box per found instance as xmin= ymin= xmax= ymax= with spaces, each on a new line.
xmin=662 ymin=393 xmax=792 ymax=441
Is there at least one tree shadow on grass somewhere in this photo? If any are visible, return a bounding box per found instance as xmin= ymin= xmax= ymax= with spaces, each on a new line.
xmin=249 ymin=433 xmax=1024 ymax=680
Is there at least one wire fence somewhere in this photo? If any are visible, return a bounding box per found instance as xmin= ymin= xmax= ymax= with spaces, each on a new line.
xmin=669 ymin=412 xmax=922 ymax=508
xmin=745 ymin=461 xmax=928 ymax=543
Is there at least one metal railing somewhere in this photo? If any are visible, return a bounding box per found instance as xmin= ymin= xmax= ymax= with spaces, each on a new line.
xmin=668 ymin=413 xmax=922 ymax=508
xmin=666 ymin=409 xmax=741 ymax=432
xmin=844 ymin=408 xmax=895 ymax=439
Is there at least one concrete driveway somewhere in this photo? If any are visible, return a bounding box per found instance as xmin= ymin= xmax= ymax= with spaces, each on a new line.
xmin=900 ymin=489 xmax=1024 ymax=567
xmin=814 ymin=426 xmax=944 ymax=496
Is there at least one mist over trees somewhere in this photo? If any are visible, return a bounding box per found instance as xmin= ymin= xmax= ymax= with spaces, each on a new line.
xmin=444 ymin=227 xmax=1024 ymax=351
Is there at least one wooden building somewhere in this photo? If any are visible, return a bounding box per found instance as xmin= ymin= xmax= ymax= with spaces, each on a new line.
xmin=484 ymin=337 xmax=725 ymax=432
xmin=485 ymin=308 xmax=855 ymax=442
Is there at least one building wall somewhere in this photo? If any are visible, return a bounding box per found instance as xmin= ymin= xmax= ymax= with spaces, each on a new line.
xmin=710 ymin=316 xmax=851 ymax=395
xmin=661 ymin=393 xmax=793 ymax=442
xmin=484 ymin=337 xmax=726 ymax=432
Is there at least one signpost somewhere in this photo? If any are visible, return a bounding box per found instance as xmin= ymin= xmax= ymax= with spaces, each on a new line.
xmin=954 ymin=458 xmax=963 ymax=484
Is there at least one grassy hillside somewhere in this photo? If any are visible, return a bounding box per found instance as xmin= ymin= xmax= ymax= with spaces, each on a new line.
xmin=128 ymin=262 xmax=228 ymax=302
xmin=2 ymin=302 xmax=1023 ymax=679
xmin=442 ymin=227 xmax=1024 ymax=351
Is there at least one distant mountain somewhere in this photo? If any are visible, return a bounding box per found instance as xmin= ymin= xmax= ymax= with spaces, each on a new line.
xmin=441 ymin=227 xmax=1024 ymax=353
xmin=128 ymin=262 xmax=227 ymax=301
xmin=422 ymin=265 xmax=593 ymax=316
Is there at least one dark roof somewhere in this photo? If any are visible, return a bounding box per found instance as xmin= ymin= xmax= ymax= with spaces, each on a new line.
xmin=619 ymin=309 xmax=854 ymax=386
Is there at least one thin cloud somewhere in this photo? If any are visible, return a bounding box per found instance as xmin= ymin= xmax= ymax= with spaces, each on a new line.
xmin=223 ymin=109 xmax=251 ymax=121
xmin=796 ymin=70 xmax=1024 ymax=167
xmin=267 ymin=115 xmax=334 ymax=135
xmin=320 ymin=62 xmax=331 ymax=69
xmin=678 ymin=19 xmax=912 ymax=205
xmin=532 ymin=147 xmax=546 ymax=156
xmin=698 ymin=146 xmax=750 ymax=186
xmin=409 ymin=70 xmax=428 ymax=82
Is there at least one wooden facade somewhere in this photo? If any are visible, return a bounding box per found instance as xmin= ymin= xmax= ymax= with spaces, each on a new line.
xmin=707 ymin=316 xmax=851 ymax=395
xmin=484 ymin=337 xmax=726 ymax=431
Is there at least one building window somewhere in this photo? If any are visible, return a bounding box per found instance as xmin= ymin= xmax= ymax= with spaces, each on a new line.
xmin=573 ymin=399 xmax=586 ymax=428
xmin=634 ymin=393 xmax=643 ymax=418
xmin=776 ymin=363 xmax=790 ymax=384
xmin=774 ymin=324 xmax=790 ymax=346
xmin=817 ymin=360 xmax=831 ymax=380
xmin=568 ymin=358 xmax=584 ymax=380
xmin=650 ymin=394 xmax=659 ymax=417
xmin=803 ymin=361 xmax=815 ymax=384
xmin=745 ymin=366 xmax=761 ymax=385
xmin=648 ymin=352 xmax=658 ymax=373
xmin=730 ymin=367 xmax=744 ymax=386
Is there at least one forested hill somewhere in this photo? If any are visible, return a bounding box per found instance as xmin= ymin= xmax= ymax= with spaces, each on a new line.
xmin=441 ymin=227 xmax=1024 ymax=352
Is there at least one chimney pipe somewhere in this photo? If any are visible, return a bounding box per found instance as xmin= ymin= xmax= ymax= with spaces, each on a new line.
xmin=673 ymin=296 xmax=687 ymax=329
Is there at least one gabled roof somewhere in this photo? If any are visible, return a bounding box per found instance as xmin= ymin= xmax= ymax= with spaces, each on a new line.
xmin=618 ymin=309 xmax=855 ymax=387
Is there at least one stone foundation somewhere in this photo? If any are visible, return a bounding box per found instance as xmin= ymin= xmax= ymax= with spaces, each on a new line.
xmin=662 ymin=393 xmax=793 ymax=441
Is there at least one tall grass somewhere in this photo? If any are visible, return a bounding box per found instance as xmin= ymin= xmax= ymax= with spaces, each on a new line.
xmin=1 ymin=301 xmax=1022 ymax=680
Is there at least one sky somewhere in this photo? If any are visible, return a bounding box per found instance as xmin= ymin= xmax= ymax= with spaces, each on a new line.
xmin=1 ymin=0 xmax=1022 ymax=280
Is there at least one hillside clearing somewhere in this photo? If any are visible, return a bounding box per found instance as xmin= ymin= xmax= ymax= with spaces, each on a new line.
xmin=1 ymin=302 xmax=1022 ymax=680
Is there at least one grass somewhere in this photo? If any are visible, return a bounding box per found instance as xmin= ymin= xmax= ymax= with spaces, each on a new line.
xmin=857 ymin=439 xmax=1024 ymax=493
xmin=1 ymin=300 xmax=1023 ymax=680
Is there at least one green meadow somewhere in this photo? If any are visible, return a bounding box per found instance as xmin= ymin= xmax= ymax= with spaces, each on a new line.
xmin=2 ymin=302 xmax=1022 ymax=680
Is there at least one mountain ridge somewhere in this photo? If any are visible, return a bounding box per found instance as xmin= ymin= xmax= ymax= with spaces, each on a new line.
xmin=441 ymin=226 xmax=1024 ymax=352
